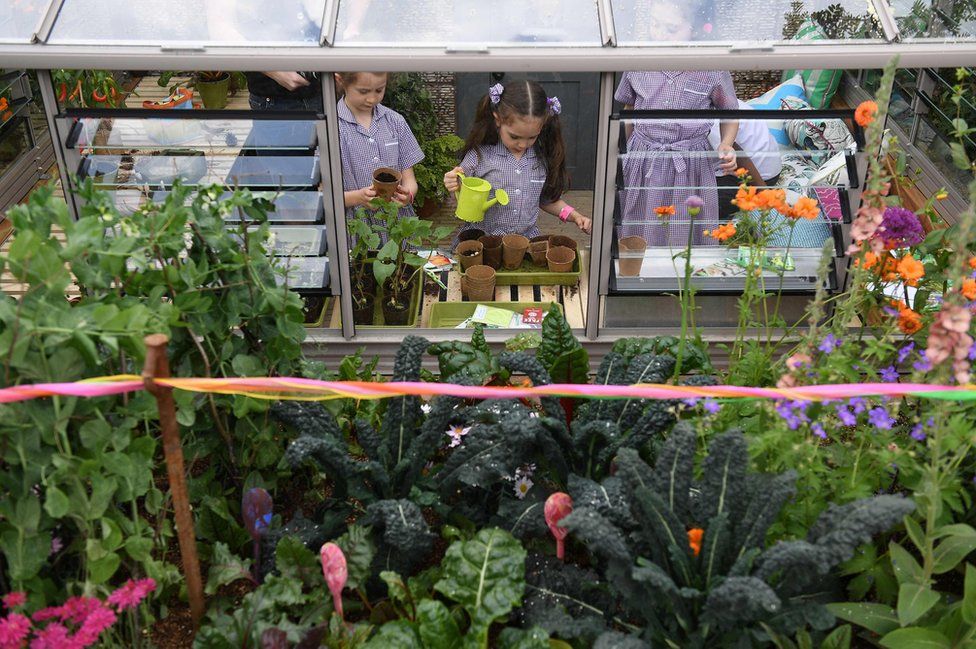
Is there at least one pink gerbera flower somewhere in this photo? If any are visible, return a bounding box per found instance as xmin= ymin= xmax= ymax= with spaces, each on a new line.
xmin=1 ymin=593 xmax=26 ymax=610
xmin=0 ymin=613 xmax=31 ymax=649
xmin=107 ymin=579 xmax=156 ymax=612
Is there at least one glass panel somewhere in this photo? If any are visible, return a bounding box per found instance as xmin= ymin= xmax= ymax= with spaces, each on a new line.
xmin=0 ymin=1 xmax=47 ymax=43
xmin=0 ymin=117 xmax=32 ymax=176
xmin=70 ymin=118 xmax=317 ymax=151
xmin=611 ymin=0 xmax=884 ymax=44
xmin=337 ymin=71 xmax=598 ymax=331
xmin=890 ymin=0 xmax=976 ymax=40
xmin=48 ymin=0 xmax=326 ymax=45
xmin=81 ymin=154 xmax=320 ymax=188
xmin=276 ymin=256 xmax=329 ymax=289
xmin=334 ymin=0 xmax=601 ymax=47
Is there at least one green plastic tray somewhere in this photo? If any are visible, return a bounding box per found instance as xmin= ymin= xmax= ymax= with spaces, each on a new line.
xmin=358 ymin=274 xmax=424 ymax=328
xmin=459 ymin=254 xmax=581 ymax=286
xmin=427 ymin=301 xmax=562 ymax=329
xmin=303 ymin=297 xmax=330 ymax=328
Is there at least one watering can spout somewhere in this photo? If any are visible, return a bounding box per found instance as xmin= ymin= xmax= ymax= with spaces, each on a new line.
xmin=486 ymin=189 xmax=509 ymax=210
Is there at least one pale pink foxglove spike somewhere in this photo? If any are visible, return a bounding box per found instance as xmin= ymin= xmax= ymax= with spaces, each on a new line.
xmin=545 ymin=492 xmax=573 ymax=560
xmin=320 ymin=542 xmax=348 ymax=621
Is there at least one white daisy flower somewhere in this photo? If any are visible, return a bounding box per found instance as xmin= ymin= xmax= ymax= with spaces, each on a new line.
xmin=514 ymin=476 xmax=533 ymax=499
xmin=421 ymin=402 xmax=432 ymax=415
xmin=446 ymin=425 xmax=471 ymax=448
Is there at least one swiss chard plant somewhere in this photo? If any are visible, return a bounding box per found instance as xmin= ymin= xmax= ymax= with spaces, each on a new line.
xmin=549 ymin=424 xmax=915 ymax=647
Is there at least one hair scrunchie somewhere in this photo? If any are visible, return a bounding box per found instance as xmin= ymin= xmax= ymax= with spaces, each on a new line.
xmin=488 ymin=83 xmax=504 ymax=105
xmin=547 ymin=96 xmax=561 ymax=116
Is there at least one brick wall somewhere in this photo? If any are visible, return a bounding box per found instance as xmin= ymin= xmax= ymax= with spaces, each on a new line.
xmin=422 ymin=72 xmax=457 ymax=137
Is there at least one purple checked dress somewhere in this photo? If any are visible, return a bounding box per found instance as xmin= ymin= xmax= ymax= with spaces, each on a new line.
xmin=337 ymin=101 xmax=424 ymax=245
xmin=615 ymin=71 xmax=737 ymax=247
xmin=456 ymin=143 xmax=547 ymax=241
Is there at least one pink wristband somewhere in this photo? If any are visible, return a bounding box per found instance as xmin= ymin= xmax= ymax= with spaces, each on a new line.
xmin=558 ymin=205 xmax=574 ymax=222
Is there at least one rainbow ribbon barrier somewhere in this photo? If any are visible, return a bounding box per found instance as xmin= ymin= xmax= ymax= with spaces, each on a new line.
xmin=1 ymin=375 xmax=975 ymax=404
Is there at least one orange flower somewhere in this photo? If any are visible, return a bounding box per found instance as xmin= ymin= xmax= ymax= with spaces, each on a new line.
xmin=786 ymin=196 xmax=820 ymax=220
xmin=688 ymin=528 xmax=704 ymax=556
xmin=655 ymin=205 xmax=676 ymax=217
xmin=896 ymin=254 xmax=924 ymax=285
xmin=860 ymin=251 xmax=879 ymax=269
xmin=855 ymin=100 xmax=878 ymax=127
xmin=968 ymin=257 xmax=976 ymax=270
xmin=733 ymin=185 xmax=760 ymax=211
xmin=962 ymin=279 xmax=976 ymax=301
xmin=755 ymin=188 xmax=788 ymax=213
xmin=0 ymin=97 xmax=8 ymax=112
xmin=705 ymin=223 xmax=736 ymax=242
xmin=1 ymin=111 xmax=10 ymax=122
xmin=734 ymin=167 xmax=749 ymax=178
xmin=898 ymin=307 xmax=922 ymax=335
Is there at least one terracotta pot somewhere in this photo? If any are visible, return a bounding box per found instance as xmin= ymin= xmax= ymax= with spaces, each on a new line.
xmin=462 ymin=264 xmax=496 ymax=301
xmin=478 ymin=235 xmax=502 ymax=269
xmin=454 ymin=240 xmax=484 ymax=271
xmin=458 ymin=228 xmax=486 ymax=243
xmin=352 ymin=294 xmax=375 ymax=325
xmin=372 ymin=167 xmax=401 ymax=200
xmin=529 ymin=235 xmax=549 ymax=266
xmin=618 ymin=235 xmax=647 ymax=277
xmin=546 ymin=246 xmax=576 ymax=273
xmin=548 ymin=235 xmax=578 ymax=253
xmin=501 ymin=234 xmax=529 ymax=270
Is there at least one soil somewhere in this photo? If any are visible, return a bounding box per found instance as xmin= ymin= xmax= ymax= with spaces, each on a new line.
xmin=375 ymin=173 xmax=397 ymax=183
xmin=302 ymin=295 xmax=326 ymax=324
xmin=461 ymin=250 xmax=480 ymax=257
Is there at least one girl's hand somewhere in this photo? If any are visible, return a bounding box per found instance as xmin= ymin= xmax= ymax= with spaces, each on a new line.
xmin=265 ymin=71 xmax=310 ymax=92
xmin=358 ymin=187 xmax=378 ymax=207
xmin=572 ymin=212 xmax=592 ymax=234
xmin=717 ymin=144 xmax=737 ymax=174
xmin=443 ymin=166 xmax=464 ymax=193
xmin=391 ymin=185 xmax=412 ymax=207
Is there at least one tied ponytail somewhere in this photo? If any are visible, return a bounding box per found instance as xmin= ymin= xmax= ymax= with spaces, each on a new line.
xmin=459 ymin=79 xmax=568 ymax=203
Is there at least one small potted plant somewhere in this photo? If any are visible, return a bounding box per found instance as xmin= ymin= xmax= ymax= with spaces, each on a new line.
xmin=370 ymin=198 xmax=452 ymax=326
xmin=158 ymin=71 xmax=247 ymax=109
xmin=53 ymin=69 xmax=124 ymax=108
xmin=346 ymin=216 xmax=381 ymax=325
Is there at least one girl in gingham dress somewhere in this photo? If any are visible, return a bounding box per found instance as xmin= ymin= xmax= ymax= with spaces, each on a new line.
xmin=336 ymin=72 xmax=424 ymax=243
xmin=443 ymin=80 xmax=592 ymax=241
xmin=615 ymin=1 xmax=739 ymax=247
xmin=616 ymin=70 xmax=739 ymax=247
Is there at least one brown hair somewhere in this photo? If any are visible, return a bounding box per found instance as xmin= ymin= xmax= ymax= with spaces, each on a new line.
xmin=459 ymin=79 xmax=568 ymax=204
xmin=334 ymin=72 xmax=390 ymax=97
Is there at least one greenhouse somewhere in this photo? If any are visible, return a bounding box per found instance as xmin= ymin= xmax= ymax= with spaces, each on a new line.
xmin=1 ymin=0 xmax=976 ymax=647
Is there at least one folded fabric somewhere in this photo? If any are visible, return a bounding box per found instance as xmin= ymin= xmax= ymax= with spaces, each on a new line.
xmin=746 ymin=74 xmax=808 ymax=147
xmin=781 ymin=19 xmax=843 ymax=109
xmin=781 ymin=95 xmax=855 ymax=166
xmin=809 ymin=151 xmax=851 ymax=188
xmin=777 ymin=151 xmax=819 ymax=193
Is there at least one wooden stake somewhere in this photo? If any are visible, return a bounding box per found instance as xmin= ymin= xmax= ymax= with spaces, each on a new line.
xmin=142 ymin=334 xmax=205 ymax=627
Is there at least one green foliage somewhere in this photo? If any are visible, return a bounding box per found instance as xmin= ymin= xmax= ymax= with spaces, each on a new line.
xmin=560 ymin=425 xmax=915 ymax=646
xmin=0 ymin=181 xmax=304 ymax=603
xmin=365 ymin=528 xmax=534 ymax=649
xmin=416 ymin=135 xmax=466 ymax=210
xmin=536 ymin=305 xmax=588 ymax=385
xmin=610 ymin=335 xmax=713 ymax=375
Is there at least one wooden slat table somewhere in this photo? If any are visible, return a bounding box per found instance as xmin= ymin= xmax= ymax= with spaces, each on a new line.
xmin=126 ymin=77 xmax=251 ymax=110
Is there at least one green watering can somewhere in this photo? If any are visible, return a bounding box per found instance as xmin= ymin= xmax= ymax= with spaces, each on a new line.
xmin=455 ymin=172 xmax=509 ymax=223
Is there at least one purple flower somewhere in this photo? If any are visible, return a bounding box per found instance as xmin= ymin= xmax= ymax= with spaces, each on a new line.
xmin=818 ymin=334 xmax=841 ymax=354
xmin=868 ymin=406 xmax=895 ymax=430
xmin=685 ymin=195 xmax=705 ymax=209
xmin=880 ymin=366 xmax=899 ymax=382
xmin=682 ymin=397 xmax=700 ymax=407
xmin=969 ymin=344 xmax=976 ymax=361
xmin=910 ymin=423 xmax=926 ymax=441
xmin=897 ymin=342 xmax=915 ymax=364
xmin=836 ymin=403 xmax=857 ymax=426
xmin=775 ymin=400 xmax=810 ymax=430
xmin=811 ymin=422 xmax=827 ymax=439
xmin=913 ymin=350 xmax=933 ymax=372
xmin=849 ymin=397 xmax=867 ymax=414
xmin=703 ymin=398 xmax=721 ymax=414
xmin=879 ymin=206 xmax=925 ymax=248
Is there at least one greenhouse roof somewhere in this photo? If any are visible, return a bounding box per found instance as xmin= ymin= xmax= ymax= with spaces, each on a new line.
xmin=0 ymin=0 xmax=974 ymax=69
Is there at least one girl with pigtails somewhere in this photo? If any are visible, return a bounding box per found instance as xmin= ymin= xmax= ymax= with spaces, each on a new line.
xmin=444 ymin=80 xmax=592 ymax=240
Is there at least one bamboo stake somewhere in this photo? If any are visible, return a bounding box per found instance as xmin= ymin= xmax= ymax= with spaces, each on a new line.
xmin=142 ymin=334 xmax=205 ymax=627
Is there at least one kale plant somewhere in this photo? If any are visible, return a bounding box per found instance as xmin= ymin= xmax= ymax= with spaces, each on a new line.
xmin=551 ymin=424 xmax=915 ymax=647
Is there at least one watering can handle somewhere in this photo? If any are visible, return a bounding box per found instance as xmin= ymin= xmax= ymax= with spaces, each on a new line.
xmin=452 ymin=170 xmax=465 ymax=198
